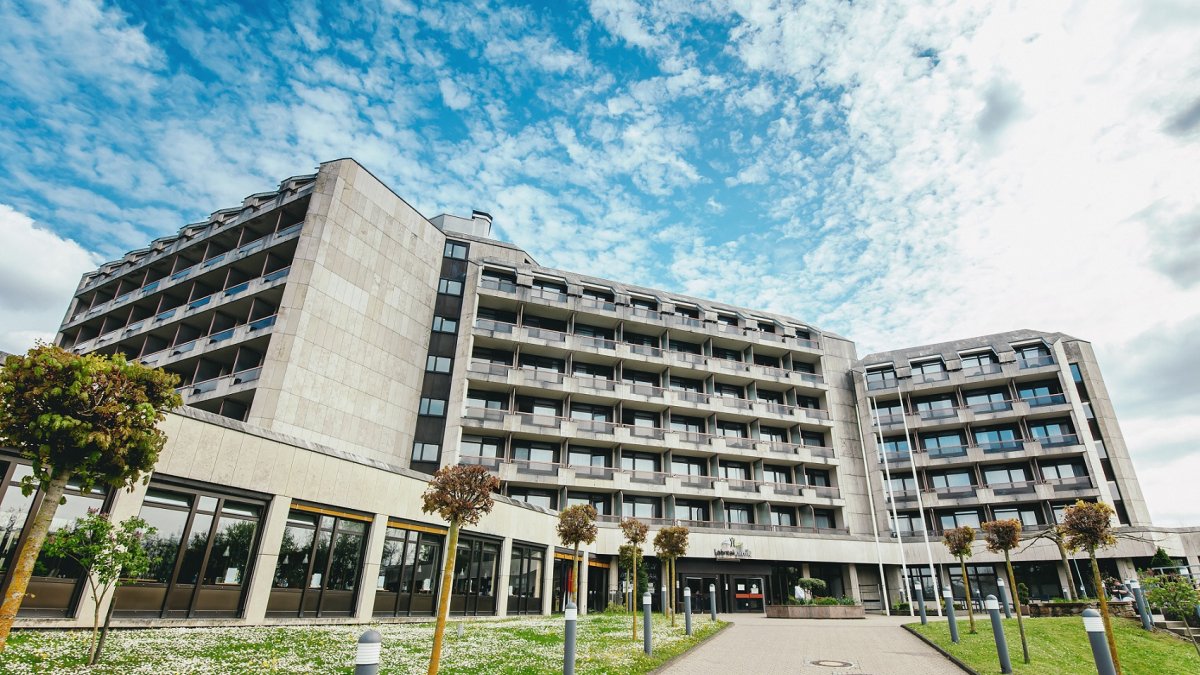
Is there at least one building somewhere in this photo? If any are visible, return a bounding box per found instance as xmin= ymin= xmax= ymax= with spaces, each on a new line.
xmin=4 ymin=158 xmax=1196 ymax=629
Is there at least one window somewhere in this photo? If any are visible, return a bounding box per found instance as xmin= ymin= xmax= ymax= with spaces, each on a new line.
xmin=566 ymin=492 xmax=610 ymax=515
xmin=426 ymin=355 xmax=452 ymax=373
xmin=873 ymin=400 xmax=904 ymax=422
xmin=1018 ymin=381 xmax=1064 ymax=407
xmin=623 ymin=331 xmax=658 ymax=347
xmin=865 ymin=366 xmax=897 ymax=390
xmin=793 ymin=361 xmax=816 ymax=374
xmin=796 ymin=395 xmax=820 ymax=410
xmin=269 ymin=508 xmax=368 ymax=617
xmin=670 ymin=415 xmax=706 ymax=434
xmin=432 ymin=316 xmax=458 ymax=333
xmin=567 ymin=447 xmax=609 ymax=468
xmin=669 ymin=339 xmax=702 ymax=354
xmin=1042 ymin=462 xmax=1087 ymax=481
xmin=914 ymin=394 xmax=957 ymax=419
xmin=763 ymin=465 xmax=791 ymax=484
xmin=621 ymin=451 xmax=661 ymax=473
xmin=570 ymin=403 xmax=612 ymax=423
xmin=1070 ymin=363 xmax=1084 ymax=383
xmin=800 ymin=430 xmax=825 ymax=447
xmin=939 ymin=509 xmax=982 ymax=530
xmin=811 ymin=509 xmax=835 ymax=529
xmin=517 ymin=397 xmax=562 ymax=417
xmin=623 ymin=496 xmax=661 ymax=518
xmin=466 ymin=390 xmax=506 ymax=409
xmin=443 ymin=241 xmax=468 ymax=259
xmin=677 ymin=500 xmax=710 ymax=521
xmin=573 ymin=362 xmax=613 ymax=380
xmin=890 ymin=475 xmax=917 ymax=492
xmin=531 ymin=277 xmax=567 ymax=294
xmin=522 ymin=313 xmax=567 ymax=333
xmin=509 ymin=488 xmax=556 ymax=510
xmin=1029 ymin=419 xmax=1076 ymax=445
xmin=881 ymin=436 xmax=910 ymax=455
xmin=754 ymin=353 xmax=781 ymax=367
xmin=929 ymin=471 xmax=973 ymax=490
xmin=961 ymin=350 xmax=1001 ymax=376
xmin=513 ymin=441 xmax=558 ymax=463
xmin=724 ymin=504 xmax=753 ymax=524
xmin=622 ymin=410 xmax=659 ymax=428
xmin=983 ymin=465 xmax=1030 ymax=486
xmin=460 ymin=436 xmax=503 ymax=458
xmin=437 ymin=278 xmax=463 ymax=296
xmin=717 ymin=421 xmax=747 ymax=438
xmin=712 ymin=346 xmax=743 ymax=361
xmin=518 ymin=353 xmax=565 ymax=373
xmin=912 ymin=359 xmax=947 ymax=381
xmin=375 ymin=526 xmax=444 ymax=617
xmin=715 ymin=383 xmax=744 ymax=398
xmin=891 ymin=512 xmax=922 ymax=534
xmin=993 ymin=506 xmax=1042 ymax=527
xmin=450 ymin=535 xmax=500 ymax=615
xmin=675 ymin=304 xmax=700 ymax=319
xmin=760 ymin=426 xmax=788 ymax=443
xmin=921 ymin=432 xmax=966 ymax=457
xmin=622 ymin=368 xmax=659 ymax=386
xmin=770 ymin=507 xmax=796 ymax=527
xmin=481 ymin=269 xmax=517 ymax=292
xmin=574 ymin=323 xmax=614 ymax=340
xmin=716 ymin=313 xmax=738 ymax=326
xmin=419 ymin=398 xmax=447 ymax=416
xmin=719 ymin=461 xmax=750 ymax=480
xmin=757 ymin=389 xmax=785 ymax=404
xmin=629 ymin=296 xmax=658 ymax=310
xmin=477 ymin=306 xmax=517 ymax=324
xmin=672 ymin=456 xmax=708 ymax=476
xmin=669 ymin=376 xmax=704 ymax=393
xmin=805 ymin=468 xmax=831 ymax=487
xmin=582 ymin=286 xmax=615 ymax=301
xmin=973 ymin=426 xmax=1021 ymax=451
xmin=964 ymin=388 xmax=1010 ymax=412
xmin=412 ymin=442 xmax=440 ymax=462
xmin=1015 ymin=343 xmax=1054 ymax=367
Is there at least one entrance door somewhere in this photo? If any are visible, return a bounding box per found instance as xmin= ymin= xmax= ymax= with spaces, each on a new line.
xmin=685 ymin=576 xmax=718 ymax=614
xmin=733 ymin=576 xmax=765 ymax=613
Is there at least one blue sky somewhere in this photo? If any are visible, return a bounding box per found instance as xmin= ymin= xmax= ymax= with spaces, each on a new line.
xmin=1 ymin=0 xmax=1199 ymax=524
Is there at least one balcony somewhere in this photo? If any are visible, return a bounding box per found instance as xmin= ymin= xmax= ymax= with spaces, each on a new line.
xmin=139 ymin=314 xmax=278 ymax=370
xmin=866 ymin=377 xmax=898 ymax=391
xmin=978 ymin=440 xmax=1026 ymax=454
xmin=1018 ymin=355 xmax=1056 ymax=369
xmin=987 ymin=481 xmax=1037 ymax=496
xmin=479 ymin=278 xmax=518 ymax=294
xmin=916 ymin=407 xmax=959 ymax=422
xmin=676 ymin=520 xmax=849 ymax=536
xmin=1037 ymin=434 xmax=1080 ymax=447
xmin=724 ymin=477 xmax=759 ymax=493
xmin=1022 ymin=393 xmax=1067 ymax=408
xmin=967 ymin=400 xmax=1014 ymax=415
xmin=962 ymin=363 xmax=1003 ymax=378
xmin=911 ymin=371 xmax=950 ymax=385
xmin=179 ymin=366 xmax=262 ymax=401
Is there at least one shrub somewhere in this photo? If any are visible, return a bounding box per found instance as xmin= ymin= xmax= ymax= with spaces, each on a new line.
xmin=603 ymin=602 xmax=629 ymax=615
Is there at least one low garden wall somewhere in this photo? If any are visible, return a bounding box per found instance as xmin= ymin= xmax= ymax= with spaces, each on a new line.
xmin=766 ymin=604 xmax=866 ymax=619
xmin=1026 ymin=600 xmax=1137 ymax=618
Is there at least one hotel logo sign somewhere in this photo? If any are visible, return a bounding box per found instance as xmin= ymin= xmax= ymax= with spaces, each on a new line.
xmin=714 ymin=537 xmax=753 ymax=560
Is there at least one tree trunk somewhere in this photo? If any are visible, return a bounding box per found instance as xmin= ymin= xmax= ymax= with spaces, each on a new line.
xmin=573 ymin=544 xmax=582 ymax=610
xmin=0 ymin=470 xmax=71 ymax=651
xmin=91 ymin=585 xmax=117 ymax=665
xmin=669 ymin=557 xmax=676 ymax=627
xmin=631 ymin=554 xmax=638 ymax=640
xmin=960 ymin=557 xmax=976 ymax=633
xmin=428 ymin=519 xmax=461 ymax=675
xmin=88 ymin=586 xmax=101 ymax=664
xmin=1005 ymin=552 xmax=1030 ymax=664
xmin=1057 ymin=538 xmax=1077 ymax=600
xmin=1090 ymin=553 xmax=1121 ymax=674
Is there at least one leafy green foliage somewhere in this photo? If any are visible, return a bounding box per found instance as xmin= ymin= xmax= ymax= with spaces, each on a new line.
xmin=0 ymin=344 xmax=181 ymax=494
xmin=557 ymin=504 xmax=598 ymax=548
xmin=1060 ymin=500 xmax=1116 ymax=554
xmin=942 ymin=526 xmax=975 ymax=558
xmin=420 ymin=464 xmax=500 ymax=526
xmin=982 ymin=519 xmax=1022 ymax=554
xmin=1141 ymin=572 xmax=1200 ymax=626
xmin=796 ymin=577 xmax=827 ymax=594
xmin=1148 ymin=548 xmax=1175 ymax=571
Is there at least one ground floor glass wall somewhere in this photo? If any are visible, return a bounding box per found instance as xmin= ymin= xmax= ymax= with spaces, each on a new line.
xmin=449 ymin=535 xmax=499 ymax=616
xmin=114 ymin=481 xmax=264 ymax=618
xmin=506 ymin=543 xmax=544 ymax=615
xmin=373 ymin=524 xmax=444 ymax=617
xmin=268 ymin=506 xmax=368 ymax=617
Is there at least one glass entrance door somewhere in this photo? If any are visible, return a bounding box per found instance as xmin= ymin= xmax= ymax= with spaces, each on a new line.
xmin=685 ymin=576 xmax=719 ymax=614
xmin=733 ymin=576 xmax=765 ymax=612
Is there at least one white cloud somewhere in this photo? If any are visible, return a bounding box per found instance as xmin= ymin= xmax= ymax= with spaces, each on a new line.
xmin=0 ymin=205 xmax=101 ymax=353
xmin=438 ymin=78 xmax=472 ymax=110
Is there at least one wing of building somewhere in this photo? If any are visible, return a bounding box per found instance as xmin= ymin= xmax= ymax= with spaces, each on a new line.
xmin=4 ymin=158 xmax=1195 ymax=627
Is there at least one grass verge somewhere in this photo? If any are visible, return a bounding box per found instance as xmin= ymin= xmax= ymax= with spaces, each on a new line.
xmin=0 ymin=612 xmax=726 ymax=674
xmin=909 ymin=615 xmax=1200 ymax=675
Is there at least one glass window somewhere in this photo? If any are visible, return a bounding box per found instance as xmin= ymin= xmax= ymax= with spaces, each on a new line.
xmin=467 ymin=389 xmax=506 ymax=410
xmin=574 ymin=323 xmax=614 ymax=340
xmin=760 ymin=426 xmax=788 ymax=443
xmin=623 ymin=410 xmax=659 ymax=428
xmin=961 ymin=351 xmax=997 ymax=368
xmin=800 ymin=431 xmax=825 ymax=447
xmin=805 ymin=469 xmax=831 ymax=487
xmin=677 ymin=500 xmax=710 ymax=521
xmin=566 ymin=492 xmax=610 ymax=514
xmin=922 ymin=432 xmax=966 ymax=456
xmin=712 ymin=346 xmax=743 ymax=361
xmin=1029 ymin=419 xmax=1075 ymax=443
xmin=993 ymin=507 xmax=1041 ymax=527
xmin=437 ymin=278 xmax=463 ymax=296
xmin=890 ymin=475 xmax=917 ymax=491
xmin=865 ymin=367 xmax=897 ymax=389
xmin=419 ymin=398 xmax=447 ymax=416
xmin=622 ymin=369 xmax=659 ymax=386
xmin=1070 ymin=363 xmax=1083 ymax=383
xmin=1042 ymin=462 xmax=1086 ymax=481
xmin=930 ymin=471 xmax=973 ymax=489
xmin=891 ymin=512 xmax=922 ymax=533
xmin=567 ymin=447 xmax=608 ymax=468
xmin=444 ymin=241 xmax=469 ymax=259
xmin=719 ymin=462 xmax=750 ymax=480
xmin=509 ymin=489 xmax=555 ymax=509
xmin=412 ymin=443 xmax=439 ymax=462
xmin=269 ymin=508 xmax=368 ymax=617
xmin=570 ymin=403 xmax=612 ymax=422
xmin=513 ymin=442 xmax=557 ymax=464
xmin=770 ymin=507 xmax=796 ymax=527
xmin=724 ymin=504 xmax=753 ymax=524
xmin=621 ymin=452 xmax=660 ymax=473
xmin=939 ymin=510 xmax=982 ymax=530
xmin=763 ymin=465 xmax=791 ymax=484
xmin=670 ymin=415 xmax=705 ymax=433
xmin=672 ymin=456 xmax=707 ymax=476
xmin=460 ymin=436 xmax=502 ymax=458
xmin=984 ymin=465 xmax=1030 ymax=486
xmin=973 ymin=426 xmax=1021 ymax=450
xmin=717 ymin=421 xmax=747 ymax=438
xmin=623 ymin=496 xmax=661 ymax=518
xmin=573 ymin=362 xmax=614 ymax=379
xmin=432 ymin=316 xmax=458 ymax=333
xmin=426 ymin=355 xmax=453 ymax=373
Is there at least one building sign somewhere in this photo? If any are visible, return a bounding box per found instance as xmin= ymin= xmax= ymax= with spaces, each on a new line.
xmin=714 ymin=537 xmax=753 ymax=560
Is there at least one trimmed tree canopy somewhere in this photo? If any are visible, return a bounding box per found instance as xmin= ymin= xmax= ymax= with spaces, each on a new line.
xmin=653 ymin=526 xmax=689 ymax=558
xmin=982 ymin=519 xmax=1022 ymax=553
xmin=942 ymin=526 xmax=976 ymax=558
xmin=420 ymin=464 xmax=500 ymax=525
xmin=557 ymin=504 xmax=598 ymax=547
xmin=0 ymin=344 xmax=181 ymax=493
xmin=1061 ymin=500 xmax=1117 ymax=553
xmin=619 ymin=517 xmax=648 ymax=545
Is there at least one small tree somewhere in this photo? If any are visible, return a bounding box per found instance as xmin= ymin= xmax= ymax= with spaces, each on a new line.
xmin=1061 ymin=500 xmax=1121 ymax=673
xmin=653 ymin=526 xmax=689 ymax=626
xmin=1141 ymin=571 xmax=1200 ymax=657
xmin=617 ymin=543 xmax=641 ymax=611
xmin=42 ymin=510 xmax=155 ymax=664
xmin=942 ymin=526 xmax=977 ymax=634
xmin=796 ymin=577 xmax=826 ymax=600
xmin=619 ymin=517 xmax=648 ymax=639
xmin=421 ymin=464 xmax=500 ymax=675
xmin=983 ymin=519 xmax=1029 ymax=664
xmin=1148 ymin=547 xmax=1175 ymax=573
xmin=0 ymin=344 xmax=180 ymax=649
xmin=556 ymin=504 xmax=598 ymax=609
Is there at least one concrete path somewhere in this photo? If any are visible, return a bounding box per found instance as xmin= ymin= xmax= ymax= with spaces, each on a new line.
xmin=658 ymin=614 xmax=965 ymax=675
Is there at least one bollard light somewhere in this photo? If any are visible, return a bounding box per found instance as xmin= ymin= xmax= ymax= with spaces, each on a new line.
xmin=355 ymin=629 xmax=382 ymax=675
xmin=564 ymin=599 xmax=577 ymax=675
xmin=1129 ymin=579 xmax=1153 ymax=631
xmin=1083 ymin=608 xmax=1117 ymax=675
xmin=643 ymin=592 xmax=653 ymax=655
xmin=709 ymin=583 xmax=717 ymax=620
xmin=943 ymin=586 xmax=959 ymax=644
xmin=986 ymin=595 xmax=1012 ymax=674
xmin=997 ymin=578 xmax=1012 ymax=619
xmin=913 ymin=579 xmax=927 ymax=625
xmin=684 ymin=587 xmax=693 ymax=636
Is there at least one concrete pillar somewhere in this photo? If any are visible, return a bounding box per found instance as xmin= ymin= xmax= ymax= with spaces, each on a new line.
xmin=354 ymin=513 xmax=389 ymax=620
xmin=80 ymin=479 xmax=152 ymax=625
xmin=847 ymin=563 xmax=861 ymax=602
xmin=1115 ymin=558 xmax=1137 ymax=582
xmin=495 ymin=536 xmax=513 ymax=617
xmin=578 ymin=550 xmax=590 ymax=616
xmin=242 ymin=495 xmax=292 ymax=622
xmin=1056 ymin=559 xmax=1074 ymax=598
xmin=801 ymin=562 xmax=812 ymax=579
xmin=541 ymin=544 xmax=554 ymax=615
xmin=608 ymin=558 xmax=620 ymax=608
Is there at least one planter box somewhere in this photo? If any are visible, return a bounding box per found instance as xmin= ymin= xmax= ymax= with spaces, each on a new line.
xmin=766 ymin=604 xmax=866 ymax=619
xmin=1026 ymin=600 xmax=1136 ymax=618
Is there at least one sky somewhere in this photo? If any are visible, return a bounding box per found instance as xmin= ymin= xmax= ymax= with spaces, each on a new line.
xmin=0 ymin=0 xmax=1198 ymax=525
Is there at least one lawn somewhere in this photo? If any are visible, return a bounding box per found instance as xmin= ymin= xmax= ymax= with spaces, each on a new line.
xmin=0 ymin=612 xmax=725 ymax=674
xmin=910 ymin=615 xmax=1200 ymax=675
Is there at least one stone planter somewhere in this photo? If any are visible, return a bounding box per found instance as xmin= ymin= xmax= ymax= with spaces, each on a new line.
xmin=766 ymin=604 xmax=866 ymax=619
xmin=1026 ymin=600 xmax=1136 ymax=618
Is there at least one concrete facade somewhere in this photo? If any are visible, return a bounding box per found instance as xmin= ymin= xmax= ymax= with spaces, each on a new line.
xmin=5 ymin=157 xmax=1193 ymax=629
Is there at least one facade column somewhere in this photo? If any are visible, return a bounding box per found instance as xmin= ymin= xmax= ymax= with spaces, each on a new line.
xmin=541 ymin=544 xmax=555 ymax=615
xmin=607 ymin=559 xmax=620 ymax=608
xmin=354 ymin=513 xmax=389 ymax=620
xmin=495 ymin=536 xmax=513 ymax=617
xmin=1115 ymin=557 xmax=1137 ymax=582
xmin=801 ymin=562 xmax=811 ymax=579
xmin=242 ymin=495 xmax=292 ymax=622
xmin=578 ymin=550 xmax=590 ymax=615
xmin=79 ymin=479 xmax=152 ymax=626
xmin=847 ymin=563 xmax=861 ymax=603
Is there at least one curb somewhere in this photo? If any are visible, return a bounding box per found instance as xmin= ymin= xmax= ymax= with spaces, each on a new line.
xmin=649 ymin=619 xmax=733 ymax=673
xmin=902 ymin=623 xmax=979 ymax=675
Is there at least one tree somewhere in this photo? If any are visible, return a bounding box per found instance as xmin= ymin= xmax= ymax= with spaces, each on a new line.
xmin=1148 ymin=547 xmax=1175 ymax=573
xmin=1061 ymin=500 xmax=1122 ymax=674
xmin=42 ymin=510 xmax=155 ymax=664
xmin=942 ymin=526 xmax=977 ymax=634
xmin=0 ymin=344 xmax=180 ymax=649
xmin=556 ymin=504 xmax=598 ymax=609
xmin=1024 ymin=524 xmax=1079 ymax=599
xmin=619 ymin=517 xmax=648 ymax=639
xmin=1141 ymin=571 xmax=1200 ymax=657
xmin=653 ymin=526 xmax=689 ymax=626
xmin=617 ymin=543 xmax=640 ymax=610
xmin=983 ymin=519 xmax=1029 ymax=664
xmin=420 ymin=464 xmax=500 ymax=675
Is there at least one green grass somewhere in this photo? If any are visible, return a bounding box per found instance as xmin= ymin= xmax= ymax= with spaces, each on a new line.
xmin=910 ymin=615 xmax=1200 ymax=675
xmin=0 ymin=612 xmax=725 ymax=674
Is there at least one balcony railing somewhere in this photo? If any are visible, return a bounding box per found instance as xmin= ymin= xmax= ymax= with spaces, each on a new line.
xmin=1018 ymin=355 xmax=1056 ymax=368
xmin=725 ymin=477 xmax=758 ymax=492
xmin=1036 ymin=434 xmax=1080 ymax=447
xmin=1046 ymin=476 xmax=1093 ymax=491
xmin=1022 ymin=393 xmax=1067 ymax=407
xmin=912 ymin=370 xmax=950 ymax=384
xmin=916 ymin=406 xmax=959 ymax=421
xmin=569 ymin=464 xmax=616 ymax=480
xmin=867 ymin=377 xmax=898 ymax=391
xmin=511 ymin=458 xmax=561 ymax=476
xmin=988 ymin=481 xmax=1037 ymax=495
xmin=479 ymin=278 xmax=517 ymax=293
xmin=968 ymin=400 xmax=1013 ymax=414
xmin=977 ymin=440 xmax=1026 ymax=453
xmin=963 ymin=363 xmax=1003 ymax=377
xmin=925 ymin=445 xmax=969 ymax=459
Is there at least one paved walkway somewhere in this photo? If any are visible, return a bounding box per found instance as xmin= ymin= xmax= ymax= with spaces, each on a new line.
xmin=659 ymin=613 xmax=964 ymax=675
